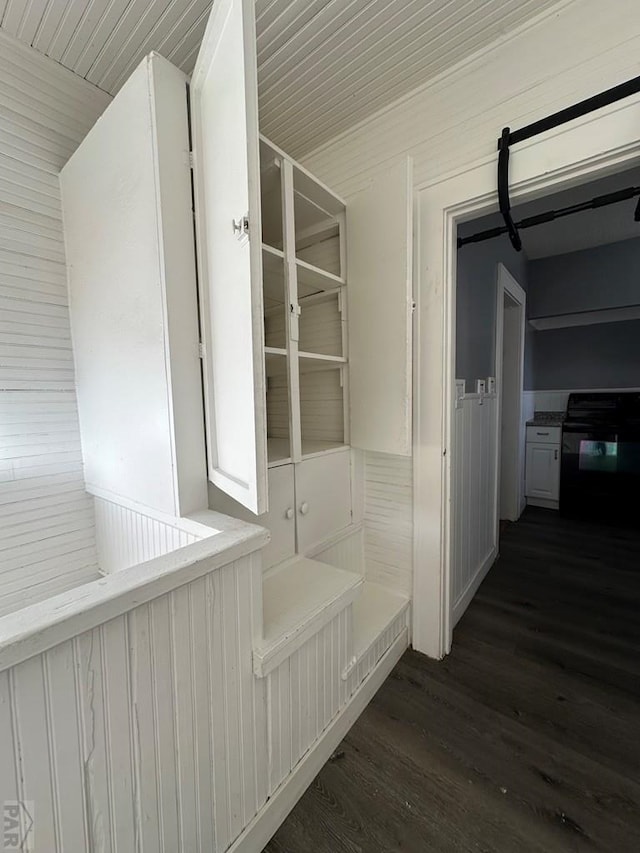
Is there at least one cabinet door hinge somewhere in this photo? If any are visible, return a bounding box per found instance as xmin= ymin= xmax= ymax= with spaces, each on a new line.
xmin=198 ymin=341 xmax=205 ymax=359
xmin=233 ymin=215 xmax=250 ymax=239
xmin=189 ymin=151 xmax=194 ymax=169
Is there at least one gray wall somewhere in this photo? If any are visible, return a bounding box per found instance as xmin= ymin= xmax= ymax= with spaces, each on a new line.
xmin=528 ymin=237 xmax=640 ymax=317
xmin=528 ymin=237 xmax=640 ymax=390
xmin=456 ymin=232 xmax=531 ymax=387
xmin=532 ymin=320 xmax=640 ymax=389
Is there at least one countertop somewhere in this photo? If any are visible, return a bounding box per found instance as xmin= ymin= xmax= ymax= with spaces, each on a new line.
xmin=526 ymin=411 xmax=565 ymax=428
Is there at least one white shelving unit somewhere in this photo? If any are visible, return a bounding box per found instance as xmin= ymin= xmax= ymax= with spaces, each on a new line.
xmin=260 ymin=136 xmax=349 ymax=469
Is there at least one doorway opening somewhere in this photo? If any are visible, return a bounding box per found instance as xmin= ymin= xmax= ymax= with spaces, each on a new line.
xmin=412 ymin=86 xmax=640 ymax=659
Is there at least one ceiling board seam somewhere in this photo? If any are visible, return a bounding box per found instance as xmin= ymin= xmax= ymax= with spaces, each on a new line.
xmin=267 ymin=0 xmax=540 ymax=149
xmin=259 ymin=0 xmax=379 ymax=82
xmin=259 ymin=0 xmax=482 ymax=114
xmin=298 ymin=0 xmax=576 ymax=161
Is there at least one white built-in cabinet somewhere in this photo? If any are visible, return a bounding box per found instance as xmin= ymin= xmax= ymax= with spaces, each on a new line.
xmin=61 ymin=0 xmax=413 ymax=570
xmin=525 ymin=426 xmax=561 ymax=507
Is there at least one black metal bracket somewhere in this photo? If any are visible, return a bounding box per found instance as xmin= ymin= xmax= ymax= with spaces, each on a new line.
xmin=497 ymin=127 xmax=521 ymax=252
xmin=493 ymin=73 xmax=640 ymax=253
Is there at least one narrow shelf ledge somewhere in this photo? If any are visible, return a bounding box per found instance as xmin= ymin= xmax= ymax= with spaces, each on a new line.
xmin=262 ymin=242 xmax=284 ymax=260
xmin=301 ymin=440 xmax=349 ymax=459
xmin=298 ymin=352 xmax=347 ymax=372
xmin=253 ymin=557 xmax=363 ymax=678
xmin=296 ymin=258 xmax=345 ymax=294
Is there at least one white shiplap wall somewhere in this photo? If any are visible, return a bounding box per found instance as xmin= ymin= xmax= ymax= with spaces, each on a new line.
xmin=363 ymin=452 xmax=413 ymax=597
xmin=94 ymin=497 xmax=209 ymax=573
xmin=0 ymin=31 xmax=111 ymax=613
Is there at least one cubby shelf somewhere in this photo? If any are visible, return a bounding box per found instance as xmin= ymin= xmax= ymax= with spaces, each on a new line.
xmin=301 ymin=440 xmax=349 ymax=459
xmin=298 ymin=352 xmax=347 ymax=371
xmin=265 ymin=347 xmax=287 ymax=376
xmin=296 ymin=257 xmax=345 ymax=293
xmin=267 ymin=437 xmax=291 ymax=467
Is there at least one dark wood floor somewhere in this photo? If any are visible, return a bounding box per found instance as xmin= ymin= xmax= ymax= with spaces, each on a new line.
xmin=264 ymin=508 xmax=640 ymax=852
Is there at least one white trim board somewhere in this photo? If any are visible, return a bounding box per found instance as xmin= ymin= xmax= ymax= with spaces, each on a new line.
xmin=452 ymin=547 xmax=497 ymax=627
xmin=229 ymin=627 xmax=408 ymax=853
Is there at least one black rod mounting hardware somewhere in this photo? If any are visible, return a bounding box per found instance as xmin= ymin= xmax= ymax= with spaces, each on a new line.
xmin=490 ymin=74 xmax=640 ymax=252
xmin=458 ymin=185 xmax=640 ymax=249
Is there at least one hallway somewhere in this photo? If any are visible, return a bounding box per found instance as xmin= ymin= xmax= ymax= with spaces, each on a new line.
xmin=264 ymin=508 xmax=640 ymax=852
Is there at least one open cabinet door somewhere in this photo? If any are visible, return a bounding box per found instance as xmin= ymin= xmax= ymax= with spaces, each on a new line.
xmin=190 ymin=0 xmax=267 ymax=513
xmin=347 ymin=158 xmax=413 ymax=456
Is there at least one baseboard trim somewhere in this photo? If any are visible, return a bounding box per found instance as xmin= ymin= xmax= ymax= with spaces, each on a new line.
xmin=228 ymin=628 xmax=409 ymax=853
xmin=452 ymin=547 xmax=497 ymax=627
xmin=527 ymin=497 xmax=559 ymax=510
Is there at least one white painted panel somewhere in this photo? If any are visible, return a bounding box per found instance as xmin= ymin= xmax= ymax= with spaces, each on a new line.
xmin=363 ymin=452 xmax=413 ymax=597
xmin=266 ymin=606 xmax=350 ymax=794
xmin=295 ymin=450 xmax=352 ymax=553
xmin=209 ymin=464 xmax=296 ymax=570
xmin=0 ymin=548 xmax=266 ymax=852
xmin=94 ymin=496 xmax=203 ymax=574
xmin=347 ymin=603 xmax=410 ymax=695
xmin=347 ymin=158 xmax=413 ymax=456
xmin=61 ymin=54 xmax=206 ymax=518
xmin=311 ymin=525 xmax=365 ymax=575
xmin=191 ymin=0 xmax=268 ymax=514
xmin=299 ymin=368 xmax=345 ymax=448
xmin=451 ymin=395 xmax=498 ymax=616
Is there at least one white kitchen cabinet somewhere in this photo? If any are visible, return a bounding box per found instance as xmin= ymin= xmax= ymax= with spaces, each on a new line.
xmin=61 ymin=0 xmax=413 ymax=550
xmin=525 ymin=441 xmax=560 ymax=505
xmin=209 ymin=449 xmax=351 ymax=569
xmin=61 ymin=56 xmax=207 ymax=518
xmin=208 ymin=464 xmax=296 ymax=570
xmin=295 ymin=450 xmax=352 ymax=553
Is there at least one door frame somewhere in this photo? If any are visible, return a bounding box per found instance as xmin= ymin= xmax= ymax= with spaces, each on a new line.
xmin=412 ymin=90 xmax=640 ymax=658
xmin=495 ymin=263 xmax=526 ymax=525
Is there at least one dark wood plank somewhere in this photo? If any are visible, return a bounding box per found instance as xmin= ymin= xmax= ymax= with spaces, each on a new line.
xmin=264 ymin=507 xmax=640 ymax=853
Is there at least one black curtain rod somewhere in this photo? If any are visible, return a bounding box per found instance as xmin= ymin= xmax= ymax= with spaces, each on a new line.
xmin=495 ymin=74 xmax=640 ymax=252
xmin=457 ymin=185 xmax=640 ymax=249
xmin=499 ymin=75 xmax=640 ymax=148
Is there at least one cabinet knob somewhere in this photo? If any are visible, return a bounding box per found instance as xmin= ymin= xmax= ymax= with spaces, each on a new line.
xmin=285 ymin=507 xmax=294 ymax=520
xmin=299 ymin=501 xmax=309 ymax=516
xmin=554 ymin=449 xmax=558 ymax=460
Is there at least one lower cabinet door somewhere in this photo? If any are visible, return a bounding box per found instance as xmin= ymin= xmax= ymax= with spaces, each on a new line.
xmin=295 ymin=449 xmax=352 ymax=553
xmin=208 ymin=463 xmax=296 ymax=570
xmin=525 ymin=442 xmax=560 ymax=500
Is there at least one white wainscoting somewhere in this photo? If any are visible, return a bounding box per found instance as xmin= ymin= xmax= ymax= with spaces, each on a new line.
xmin=0 ymin=543 xmax=267 ymax=853
xmin=94 ymin=496 xmax=209 ymax=573
xmin=451 ymin=393 xmax=498 ymax=624
xmin=0 ymin=31 xmax=111 ymax=614
xmin=309 ymin=523 xmax=365 ymax=574
xmin=0 ymin=503 xmax=410 ymax=853
xmin=363 ymin=452 xmax=413 ymax=596
xmin=266 ymin=606 xmax=351 ymax=794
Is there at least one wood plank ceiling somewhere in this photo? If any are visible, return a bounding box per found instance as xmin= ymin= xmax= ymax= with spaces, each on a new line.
xmin=0 ymin=0 xmax=562 ymax=158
